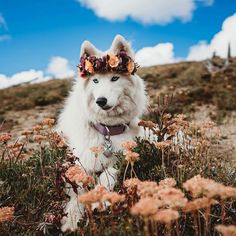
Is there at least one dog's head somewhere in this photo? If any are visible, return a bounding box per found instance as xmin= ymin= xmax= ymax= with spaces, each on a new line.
xmin=78 ymin=35 xmax=147 ymax=125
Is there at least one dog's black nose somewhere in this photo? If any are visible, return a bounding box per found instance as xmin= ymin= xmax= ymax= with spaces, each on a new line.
xmin=96 ymin=97 xmax=107 ymax=107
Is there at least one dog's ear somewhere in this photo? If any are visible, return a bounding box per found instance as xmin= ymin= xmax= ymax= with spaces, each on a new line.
xmin=80 ymin=40 xmax=98 ymax=57
xmin=110 ymin=35 xmax=134 ymax=59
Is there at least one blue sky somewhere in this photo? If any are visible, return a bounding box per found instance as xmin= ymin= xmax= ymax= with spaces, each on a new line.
xmin=0 ymin=0 xmax=235 ymax=80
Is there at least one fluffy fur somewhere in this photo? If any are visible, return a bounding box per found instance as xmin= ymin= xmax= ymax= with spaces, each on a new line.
xmin=57 ymin=35 xmax=148 ymax=232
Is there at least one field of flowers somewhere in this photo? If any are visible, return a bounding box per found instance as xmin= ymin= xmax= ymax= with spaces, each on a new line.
xmin=0 ymin=95 xmax=236 ymax=236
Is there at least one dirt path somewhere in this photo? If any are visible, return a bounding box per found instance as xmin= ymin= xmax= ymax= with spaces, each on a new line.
xmin=0 ymin=104 xmax=62 ymax=139
xmin=1 ymin=103 xmax=235 ymax=161
xmin=192 ymin=105 xmax=236 ymax=161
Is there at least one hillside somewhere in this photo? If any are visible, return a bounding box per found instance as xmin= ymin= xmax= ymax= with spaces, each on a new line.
xmin=1 ymin=57 xmax=236 ymax=235
xmin=139 ymin=57 xmax=236 ymax=119
xmin=0 ymin=57 xmax=236 ymax=158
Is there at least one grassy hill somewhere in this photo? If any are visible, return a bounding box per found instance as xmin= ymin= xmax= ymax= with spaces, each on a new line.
xmin=1 ymin=57 xmax=236 ymax=121
xmin=139 ymin=57 xmax=236 ymax=121
xmin=0 ymin=57 xmax=236 ymax=235
xmin=0 ymin=57 xmax=236 ymax=136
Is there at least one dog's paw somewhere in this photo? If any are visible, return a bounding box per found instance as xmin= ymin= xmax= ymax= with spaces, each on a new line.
xmin=61 ymin=199 xmax=84 ymax=232
xmin=61 ymin=209 xmax=83 ymax=232
xmin=91 ymin=201 xmax=111 ymax=212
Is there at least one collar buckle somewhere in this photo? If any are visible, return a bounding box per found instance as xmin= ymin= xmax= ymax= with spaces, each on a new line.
xmin=103 ymin=125 xmax=113 ymax=157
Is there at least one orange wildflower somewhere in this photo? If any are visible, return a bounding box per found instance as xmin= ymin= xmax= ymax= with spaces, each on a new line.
xmin=90 ymin=146 xmax=103 ymax=157
xmin=155 ymin=140 xmax=172 ymax=150
xmin=123 ymin=178 xmax=141 ymax=189
xmin=218 ymin=186 xmax=236 ymax=200
xmin=138 ymin=120 xmax=156 ymax=129
xmin=215 ymin=224 xmax=236 ymax=236
xmin=151 ymin=209 xmax=179 ymax=224
xmin=183 ymin=175 xmax=206 ymax=198
xmin=163 ymin=113 xmax=172 ymax=120
xmin=127 ymin=59 xmax=135 ymax=74
xmin=65 ymin=165 xmax=94 ymax=186
xmin=0 ymin=207 xmax=14 ymax=223
xmin=78 ymin=186 xmax=108 ymax=205
xmin=183 ymin=197 xmax=218 ymax=213
xmin=48 ymin=131 xmax=66 ymax=148
xmin=21 ymin=130 xmax=33 ymax=136
xmin=33 ymin=135 xmax=46 ymax=143
xmin=159 ymin=178 xmax=176 ymax=188
xmin=122 ymin=140 xmax=137 ymax=151
xmin=157 ymin=187 xmax=187 ymax=208
xmin=108 ymin=54 xmax=119 ymax=68
xmin=32 ymin=124 xmax=43 ymax=133
xmin=124 ymin=150 xmax=140 ymax=163
xmin=130 ymin=197 xmax=161 ymax=216
xmin=0 ymin=133 xmax=12 ymax=142
xmin=42 ymin=118 xmax=55 ymax=127
xmin=183 ymin=175 xmax=236 ymax=200
xmin=102 ymin=192 xmax=125 ymax=205
xmin=137 ymin=181 xmax=160 ymax=198
xmin=85 ymin=60 xmax=94 ymax=74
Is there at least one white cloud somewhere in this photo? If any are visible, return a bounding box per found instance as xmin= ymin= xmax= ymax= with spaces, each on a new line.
xmin=0 ymin=70 xmax=51 ymax=89
xmin=187 ymin=13 xmax=236 ymax=61
xmin=0 ymin=74 xmax=9 ymax=89
xmin=199 ymin=0 xmax=214 ymax=6
xmin=77 ymin=0 xmax=212 ymax=25
xmin=135 ymin=43 xmax=177 ymax=67
xmin=10 ymin=70 xmax=50 ymax=84
xmin=47 ymin=56 xmax=75 ymax=79
xmin=0 ymin=14 xmax=7 ymax=30
xmin=0 ymin=56 xmax=75 ymax=89
xmin=0 ymin=34 xmax=11 ymax=42
xmin=135 ymin=11 xmax=236 ymax=66
xmin=0 ymin=14 xmax=11 ymax=42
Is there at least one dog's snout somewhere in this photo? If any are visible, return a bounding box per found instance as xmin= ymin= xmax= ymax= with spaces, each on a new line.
xmin=96 ymin=97 xmax=107 ymax=107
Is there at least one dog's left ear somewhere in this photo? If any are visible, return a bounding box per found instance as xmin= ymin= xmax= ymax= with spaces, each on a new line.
xmin=80 ymin=40 xmax=99 ymax=57
xmin=110 ymin=35 xmax=134 ymax=59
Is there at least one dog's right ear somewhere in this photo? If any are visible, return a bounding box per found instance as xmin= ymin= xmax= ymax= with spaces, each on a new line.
xmin=80 ymin=40 xmax=98 ymax=57
xmin=110 ymin=35 xmax=134 ymax=59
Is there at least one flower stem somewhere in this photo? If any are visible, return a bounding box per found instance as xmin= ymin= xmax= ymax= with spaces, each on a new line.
xmin=144 ymin=217 xmax=150 ymax=236
xmin=123 ymin=162 xmax=129 ymax=182
xmin=193 ymin=211 xmax=198 ymax=236
xmin=166 ymin=223 xmax=171 ymax=236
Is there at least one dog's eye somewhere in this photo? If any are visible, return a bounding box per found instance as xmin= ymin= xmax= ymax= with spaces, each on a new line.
xmin=111 ymin=76 xmax=120 ymax=82
xmin=93 ymin=78 xmax=99 ymax=84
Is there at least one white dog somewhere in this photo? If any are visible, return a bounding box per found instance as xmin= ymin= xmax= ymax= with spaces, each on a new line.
xmin=57 ymin=35 xmax=148 ymax=232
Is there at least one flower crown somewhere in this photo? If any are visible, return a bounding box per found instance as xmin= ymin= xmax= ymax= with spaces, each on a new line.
xmin=78 ymin=50 xmax=139 ymax=77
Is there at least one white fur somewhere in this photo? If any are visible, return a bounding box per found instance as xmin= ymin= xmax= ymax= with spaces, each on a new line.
xmin=57 ymin=35 xmax=148 ymax=232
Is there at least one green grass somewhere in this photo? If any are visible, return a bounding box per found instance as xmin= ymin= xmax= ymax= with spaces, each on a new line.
xmin=0 ymin=79 xmax=72 ymax=113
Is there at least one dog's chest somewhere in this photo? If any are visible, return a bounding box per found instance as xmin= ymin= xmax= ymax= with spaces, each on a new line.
xmin=73 ymin=127 xmax=139 ymax=173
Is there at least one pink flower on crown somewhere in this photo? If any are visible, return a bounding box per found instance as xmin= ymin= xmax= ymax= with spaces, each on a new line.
xmin=127 ymin=59 xmax=135 ymax=74
xmin=108 ymin=54 xmax=119 ymax=68
xmin=85 ymin=60 xmax=94 ymax=74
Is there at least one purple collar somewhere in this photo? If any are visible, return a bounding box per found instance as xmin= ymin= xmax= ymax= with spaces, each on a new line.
xmin=91 ymin=123 xmax=127 ymax=136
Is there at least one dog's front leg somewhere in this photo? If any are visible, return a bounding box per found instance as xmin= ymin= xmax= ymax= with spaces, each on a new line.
xmin=91 ymin=167 xmax=119 ymax=211
xmin=61 ymin=184 xmax=85 ymax=232
xmin=98 ymin=167 xmax=119 ymax=190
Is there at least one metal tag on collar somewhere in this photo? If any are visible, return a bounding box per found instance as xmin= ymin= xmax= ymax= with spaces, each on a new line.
xmin=103 ymin=126 xmax=113 ymax=157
